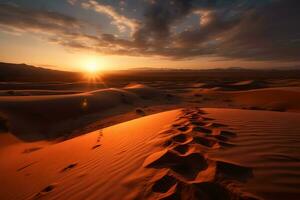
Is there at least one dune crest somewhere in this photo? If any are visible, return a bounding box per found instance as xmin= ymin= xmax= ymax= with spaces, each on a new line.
xmin=1 ymin=107 xmax=299 ymax=199
xmin=0 ymin=84 xmax=177 ymax=141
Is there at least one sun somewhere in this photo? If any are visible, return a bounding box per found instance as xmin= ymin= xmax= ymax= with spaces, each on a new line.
xmin=85 ymin=61 xmax=99 ymax=74
xmin=81 ymin=59 xmax=105 ymax=85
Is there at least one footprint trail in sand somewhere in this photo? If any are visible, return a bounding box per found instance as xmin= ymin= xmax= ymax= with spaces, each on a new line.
xmin=139 ymin=107 xmax=260 ymax=200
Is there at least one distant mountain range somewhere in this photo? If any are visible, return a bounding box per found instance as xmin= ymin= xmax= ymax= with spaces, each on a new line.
xmin=1 ymin=62 xmax=300 ymax=82
xmin=129 ymin=66 xmax=300 ymax=71
xmin=0 ymin=62 xmax=81 ymax=82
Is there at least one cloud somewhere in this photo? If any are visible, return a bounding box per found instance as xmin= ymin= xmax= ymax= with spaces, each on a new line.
xmin=1 ymin=0 xmax=299 ymax=62
xmin=0 ymin=4 xmax=81 ymax=34
xmin=216 ymin=0 xmax=300 ymax=61
xmin=81 ymin=0 xmax=138 ymax=33
xmin=128 ymin=0 xmax=300 ymax=61
xmin=133 ymin=0 xmax=194 ymax=47
xmin=0 ymin=3 xmax=102 ymax=52
xmin=67 ymin=0 xmax=77 ymax=6
xmin=0 ymin=3 xmax=136 ymax=56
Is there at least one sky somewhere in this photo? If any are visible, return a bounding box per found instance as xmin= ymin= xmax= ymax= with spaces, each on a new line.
xmin=0 ymin=0 xmax=299 ymax=72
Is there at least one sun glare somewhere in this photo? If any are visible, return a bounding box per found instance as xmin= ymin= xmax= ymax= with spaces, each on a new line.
xmin=81 ymin=58 xmax=106 ymax=85
xmin=85 ymin=61 xmax=99 ymax=74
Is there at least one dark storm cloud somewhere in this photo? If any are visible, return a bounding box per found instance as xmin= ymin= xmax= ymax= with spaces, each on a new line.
xmin=127 ymin=0 xmax=300 ymax=61
xmin=217 ymin=0 xmax=300 ymax=61
xmin=133 ymin=0 xmax=194 ymax=46
xmin=0 ymin=0 xmax=299 ymax=61
xmin=83 ymin=0 xmax=300 ymax=61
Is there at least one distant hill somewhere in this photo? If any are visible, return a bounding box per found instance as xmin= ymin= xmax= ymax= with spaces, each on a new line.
xmin=0 ymin=62 xmax=81 ymax=82
xmin=106 ymin=67 xmax=300 ymax=82
xmin=1 ymin=62 xmax=300 ymax=83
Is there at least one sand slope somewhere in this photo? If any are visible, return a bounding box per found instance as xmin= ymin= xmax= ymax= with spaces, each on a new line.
xmin=0 ymin=108 xmax=299 ymax=199
xmin=205 ymin=108 xmax=300 ymax=200
xmin=0 ymin=108 xmax=262 ymax=200
xmin=0 ymin=109 xmax=181 ymax=200
xmin=191 ymin=87 xmax=300 ymax=112
xmin=0 ymin=84 xmax=177 ymax=141
xmin=129 ymin=108 xmax=256 ymax=200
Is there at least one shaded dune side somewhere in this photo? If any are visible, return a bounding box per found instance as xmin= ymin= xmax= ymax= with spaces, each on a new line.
xmin=0 ymin=84 xmax=178 ymax=141
xmin=198 ymin=80 xmax=267 ymax=91
xmin=128 ymin=108 xmax=261 ymax=200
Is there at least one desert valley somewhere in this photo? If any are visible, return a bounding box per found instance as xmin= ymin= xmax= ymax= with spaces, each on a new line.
xmin=0 ymin=0 xmax=300 ymax=199
xmin=0 ymin=63 xmax=300 ymax=200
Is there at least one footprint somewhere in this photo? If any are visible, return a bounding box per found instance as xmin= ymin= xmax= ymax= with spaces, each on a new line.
xmin=152 ymin=174 xmax=177 ymax=193
xmin=22 ymin=147 xmax=42 ymax=154
xmin=193 ymin=136 xmax=217 ymax=147
xmin=190 ymin=120 xmax=206 ymax=126
xmin=219 ymin=141 xmax=236 ymax=147
xmin=172 ymin=134 xmax=191 ymax=143
xmin=144 ymin=150 xmax=208 ymax=180
xmin=143 ymin=150 xmax=180 ymax=168
xmin=92 ymin=144 xmax=101 ymax=149
xmin=141 ymin=108 xmax=257 ymax=200
xmin=220 ymin=130 xmax=236 ymax=137
xmin=172 ymin=123 xmax=181 ymax=127
xmin=163 ymin=139 xmax=173 ymax=147
xmin=17 ymin=161 xmax=38 ymax=172
xmin=188 ymin=114 xmax=202 ymax=120
xmin=205 ymin=122 xmax=227 ymax=128
xmin=97 ymin=130 xmax=103 ymax=142
xmin=171 ymin=153 xmax=208 ymax=180
xmin=156 ymin=184 xmax=180 ymax=200
xmin=177 ymin=125 xmax=189 ymax=132
xmin=210 ymin=135 xmax=229 ymax=141
xmin=158 ymin=178 xmax=231 ymax=200
xmin=193 ymin=126 xmax=212 ymax=134
xmin=61 ymin=163 xmax=77 ymax=172
xmin=173 ymin=144 xmax=190 ymax=155
xmin=192 ymin=182 xmax=232 ymax=200
xmin=41 ymin=185 xmax=55 ymax=193
xmin=34 ymin=184 xmax=56 ymax=199
xmin=202 ymin=117 xmax=214 ymax=121
xmin=216 ymin=161 xmax=253 ymax=182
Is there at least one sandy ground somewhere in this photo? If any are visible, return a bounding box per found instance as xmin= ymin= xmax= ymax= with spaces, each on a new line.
xmin=205 ymin=108 xmax=300 ymax=200
xmin=0 ymin=110 xmax=181 ymax=200
xmin=176 ymin=80 xmax=300 ymax=113
xmin=0 ymin=78 xmax=300 ymax=199
xmin=1 ymin=108 xmax=299 ymax=199
xmin=188 ymin=87 xmax=300 ymax=112
xmin=0 ymin=84 xmax=178 ymax=141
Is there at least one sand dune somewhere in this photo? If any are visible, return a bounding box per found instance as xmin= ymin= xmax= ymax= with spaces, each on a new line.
xmin=133 ymin=108 xmax=256 ymax=200
xmin=226 ymin=80 xmax=267 ymax=90
xmin=0 ymin=90 xmax=81 ymax=96
xmin=1 ymin=108 xmax=250 ymax=200
xmin=0 ymin=75 xmax=299 ymax=200
xmin=0 ymin=82 xmax=105 ymax=91
xmin=0 ymin=84 xmax=177 ymax=141
xmin=191 ymin=87 xmax=300 ymax=112
xmin=205 ymin=108 xmax=300 ymax=200
xmin=0 ymin=110 xmax=182 ymax=200
xmin=194 ymin=80 xmax=267 ymax=91
xmin=0 ymin=107 xmax=299 ymax=199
